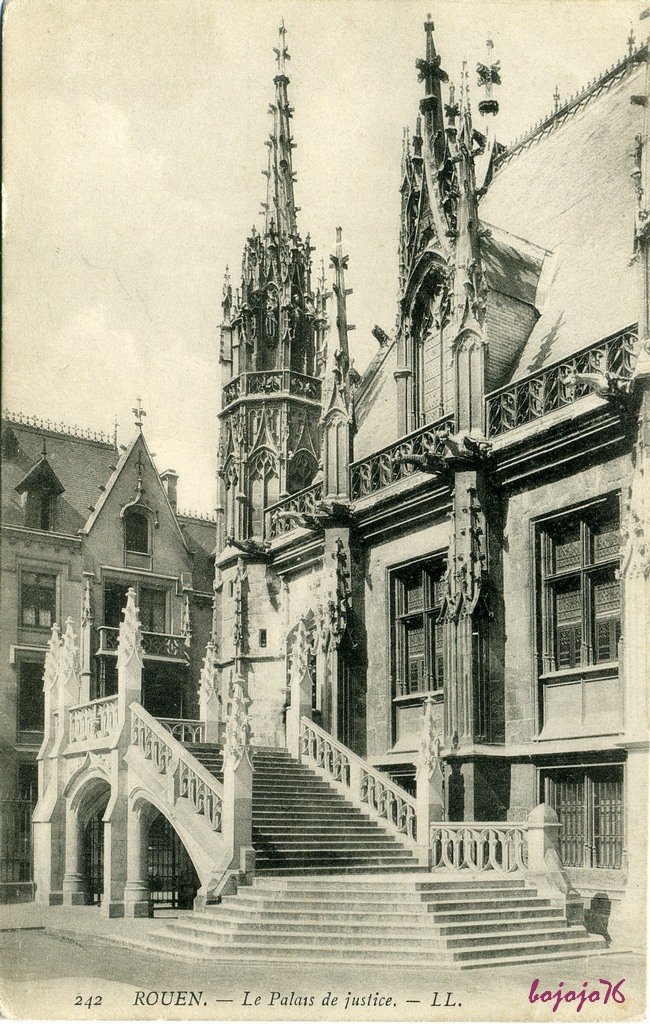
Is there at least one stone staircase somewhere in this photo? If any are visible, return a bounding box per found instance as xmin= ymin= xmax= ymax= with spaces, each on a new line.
xmin=184 ymin=743 xmax=418 ymax=875
xmin=115 ymin=873 xmax=606 ymax=969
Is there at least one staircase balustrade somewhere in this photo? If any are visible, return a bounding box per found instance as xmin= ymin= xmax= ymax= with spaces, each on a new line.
xmin=130 ymin=704 xmax=223 ymax=832
xmin=430 ymin=822 xmax=528 ymax=873
xmin=68 ymin=696 xmax=119 ymax=746
xmin=300 ymin=717 xmax=418 ymax=844
xmin=158 ymin=718 xmax=205 ymax=743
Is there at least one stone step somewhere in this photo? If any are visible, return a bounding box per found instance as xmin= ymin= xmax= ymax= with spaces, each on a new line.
xmin=433 ymin=904 xmax=565 ymax=925
xmin=253 ymin=825 xmax=389 ymax=838
xmin=450 ymin=934 xmax=607 ymax=965
xmin=418 ymin=892 xmax=552 ymax=911
xmin=249 ymin=875 xmax=528 ymax=892
xmin=198 ymin=906 xmax=564 ymax=931
xmin=254 ymin=864 xmax=422 ymax=876
xmin=220 ymin=889 xmax=526 ymax=912
xmin=252 ymin=838 xmax=406 ymax=851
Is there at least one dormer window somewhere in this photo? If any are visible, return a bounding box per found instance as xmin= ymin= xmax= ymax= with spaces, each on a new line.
xmin=124 ymin=507 xmax=149 ymax=554
xmin=122 ymin=504 xmax=154 ymax=569
xmin=25 ymin=490 xmax=55 ymax=531
xmin=14 ymin=449 xmax=64 ymax=533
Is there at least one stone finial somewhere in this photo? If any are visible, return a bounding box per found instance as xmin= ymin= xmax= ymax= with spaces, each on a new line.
xmin=117 ymin=587 xmax=143 ymax=672
xmin=289 ymin=617 xmax=312 ymax=688
xmin=223 ymin=675 xmax=252 ymax=771
xmin=181 ymin=592 xmax=192 ymax=649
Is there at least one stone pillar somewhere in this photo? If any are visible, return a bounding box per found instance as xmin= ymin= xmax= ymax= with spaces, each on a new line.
xmin=222 ymin=676 xmax=254 ymax=876
xmin=116 ymin=588 xmax=143 ymax=722
xmin=123 ymin=802 xmax=150 ymax=918
xmin=61 ymin=801 xmax=85 ymax=905
xmin=79 ymin=573 xmax=94 ymax=703
xmin=286 ymin=619 xmax=313 ymax=757
xmin=101 ymin=787 xmax=128 ymax=918
xmin=34 ymin=625 xmax=62 ymax=905
xmin=415 ymin=696 xmax=445 ymax=866
xmin=526 ymin=803 xmax=583 ymax=924
xmin=198 ymin=641 xmax=222 ymax=743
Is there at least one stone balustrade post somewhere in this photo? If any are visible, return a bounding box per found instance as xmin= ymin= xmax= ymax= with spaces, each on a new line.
xmin=221 ymin=675 xmax=255 ymax=882
xmin=198 ymin=641 xmax=222 ymax=743
xmin=348 ymin=759 xmax=363 ymax=798
xmin=415 ymin=696 xmax=445 ymax=867
xmin=286 ymin=619 xmax=313 ymax=758
xmin=117 ymin=588 xmax=144 ymax=725
xmin=526 ymin=803 xmax=584 ymax=924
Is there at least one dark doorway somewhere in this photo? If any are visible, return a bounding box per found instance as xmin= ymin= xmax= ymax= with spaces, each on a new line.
xmin=83 ymin=810 xmax=105 ymax=906
xmin=148 ymin=813 xmax=200 ymax=911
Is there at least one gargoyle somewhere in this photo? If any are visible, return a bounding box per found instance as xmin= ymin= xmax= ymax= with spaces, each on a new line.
xmin=225 ymin=534 xmax=270 ymax=556
xmin=565 ymin=370 xmax=633 ymax=402
xmin=395 ymin=451 xmax=448 ymax=475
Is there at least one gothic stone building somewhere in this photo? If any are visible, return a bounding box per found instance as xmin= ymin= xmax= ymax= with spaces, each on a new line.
xmin=0 ymin=411 xmax=215 ymax=900
xmin=213 ymin=19 xmax=649 ymax=927
xmin=4 ymin=15 xmax=649 ymax=957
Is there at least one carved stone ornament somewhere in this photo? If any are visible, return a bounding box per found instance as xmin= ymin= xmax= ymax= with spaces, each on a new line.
xmin=181 ymin=592 xmax=192 ymax=649
xmin=198 ymin=640 xmax=219 ymax=703
xmin=117 ymin=588 xmax=144 ymax=672
xmin=59 ymin=617 xmax=81 ymax=705
xmin=43 ymin=622 xmax=62 ymax=693
xmin=223 ymin=675 xmax=252 ymax=771
xmin=419 ymin=695 xmax=443 ymax=779
xmin=315 ymin=539 xmax=351 ymax=651
xmin=289 ymin=617 xmax=313 ymax=688
xmin=233 ymin=560 xmax=248 ymax=653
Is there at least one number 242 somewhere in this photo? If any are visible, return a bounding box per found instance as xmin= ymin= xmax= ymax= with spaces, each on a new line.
xmin=74 ymin=996 xmax=102 ymax=1008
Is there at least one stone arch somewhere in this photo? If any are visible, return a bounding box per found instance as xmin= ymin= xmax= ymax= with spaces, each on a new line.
xmin=63 ymin=771 xmax=113 ymax=907
xmin=127 ymin=787 xmax=218 ymax=901
xmin=127 ymin=794 xmax=200 ymax=913
xmin=247 ymin=447 xmax=279 ymax=537
xmin=402 ymin=253 xmax=452 ymax=428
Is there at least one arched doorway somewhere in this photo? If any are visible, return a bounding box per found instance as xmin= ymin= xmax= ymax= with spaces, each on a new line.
xmin=78 ymin=783 xmax=110 ymax=906
xmin=147 ymin=812 xmax=200 ymax=911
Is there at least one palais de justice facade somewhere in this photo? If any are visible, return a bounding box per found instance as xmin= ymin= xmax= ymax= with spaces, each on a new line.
xmin=1 ymin=13 xmax=648 ymax=962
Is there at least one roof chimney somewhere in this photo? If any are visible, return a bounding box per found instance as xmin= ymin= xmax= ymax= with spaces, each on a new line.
xmin=161 ymin=469 xmax=178 ymax=513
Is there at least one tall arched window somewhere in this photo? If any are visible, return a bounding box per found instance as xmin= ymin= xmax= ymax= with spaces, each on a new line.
xmin=223 ymin=461 xmax=238 ymax=538
xmin=249 ymin=450 xmax=279 ymax=538
xmin=124 ymin=507 xmax=150 ymax=554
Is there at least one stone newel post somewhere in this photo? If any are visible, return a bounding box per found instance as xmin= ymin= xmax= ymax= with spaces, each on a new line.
xmin=286 ymin=619 xmax=313 ymax=758
xmin=222 ymin=675 xmax=255 ymax=880
xmin=415 ymin=696 xmax=445 ymax=866
xmin=107 ymin=588 xmax=144 ymax=917
xmin=33 ymin=623 xmax=64 ymax=905
xmin=526 ymin=803 xmax=583 ymax=924
xmin=198 ymin=640 xmax=222 ymax=743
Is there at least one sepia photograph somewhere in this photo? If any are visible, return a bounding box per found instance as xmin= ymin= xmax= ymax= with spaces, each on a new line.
xmin=1 ymin=0 xmax=648 ymax=1020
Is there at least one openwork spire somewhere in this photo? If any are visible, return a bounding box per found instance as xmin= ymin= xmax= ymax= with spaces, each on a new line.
xmin=266 ymin=19 xmax=299 ymax=239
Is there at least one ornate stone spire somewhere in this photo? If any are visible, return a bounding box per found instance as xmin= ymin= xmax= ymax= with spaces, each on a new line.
xmin=321 ymin=229 xmax=355 ymax=500
xmin=266 ymin=19 xmax=299 ymax=240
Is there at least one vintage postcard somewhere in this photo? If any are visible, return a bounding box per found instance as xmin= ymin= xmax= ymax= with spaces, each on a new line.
xmin=1 ymin=0 xmax=648 ymax=1020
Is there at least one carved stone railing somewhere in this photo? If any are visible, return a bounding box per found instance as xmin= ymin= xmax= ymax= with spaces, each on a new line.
xmin=159 ymin=718 xmax=205 ymax=744
xmin=130 ymin=704 xmax=222 ymax=832
xmin=221 ymin=370 xmax=322 ymax=409
xmin=265 ymin=482 xmax=323 ymax=540
xmin=485 ymin=326 xmax=638 ymax=438
xmin=300 ymin=718 xmax=417 ymax=845
xmin=97 ymin=626 xmax=189 ymax=662
xmin=349 ymin=414 xmax=455 ymax=500
xmin=68 ymin=696 xmax=119 ymax=746
xmin=430 ymin=822 xmax=528 ymax=873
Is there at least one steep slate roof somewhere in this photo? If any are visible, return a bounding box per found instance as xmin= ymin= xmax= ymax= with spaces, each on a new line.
xmin=177 ymin=515 xmax=217 ymax=593
xmin=480 ymin=50 xmax=645 ymax=381
xmin=1 ymin=417 xmax=117 ymax=534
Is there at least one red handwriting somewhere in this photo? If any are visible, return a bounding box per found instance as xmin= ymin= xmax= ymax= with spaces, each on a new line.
xmin=529 ymin=978 xmax=625 ymax=1013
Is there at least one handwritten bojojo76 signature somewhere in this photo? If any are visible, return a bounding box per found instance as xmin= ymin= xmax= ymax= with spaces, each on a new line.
xmin=529 ymin=978 xmax=626 ymax=1013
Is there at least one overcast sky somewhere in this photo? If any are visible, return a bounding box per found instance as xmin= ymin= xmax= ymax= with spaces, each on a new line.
xmin=3 ymin=0 xmax=642 ymax=512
